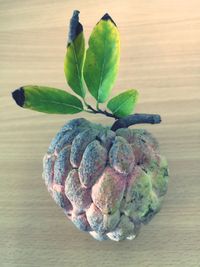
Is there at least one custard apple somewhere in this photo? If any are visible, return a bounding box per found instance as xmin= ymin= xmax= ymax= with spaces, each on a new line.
xmin=42 ymin=118 xmax=169 ymax=241
xmin=12 ymin=11 xmax=169 ymax=242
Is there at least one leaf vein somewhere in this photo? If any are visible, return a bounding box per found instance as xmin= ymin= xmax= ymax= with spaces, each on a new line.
xmin=97 ymin=38 xmax=107 ymax=102
xmin=32 ymin=99 xmax=82 ymax=111
xmin=111 ymin=95 xmax=132 ymax=113
xmin=71 ymin=42 xmax=84 ymax=97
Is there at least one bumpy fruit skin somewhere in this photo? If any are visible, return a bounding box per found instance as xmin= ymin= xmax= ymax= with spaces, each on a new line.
xmin=42 ymin=118 xmax=169 ymax=241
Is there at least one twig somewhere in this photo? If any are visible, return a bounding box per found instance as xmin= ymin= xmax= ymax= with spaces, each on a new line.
xmin=86 ymin=105 xmax=119 ymax=119
xmin=111 ymin=113 xmax=161 ymax=131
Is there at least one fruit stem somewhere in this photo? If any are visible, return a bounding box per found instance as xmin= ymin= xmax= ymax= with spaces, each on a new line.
xmin=111 ymin=113 xmax=161 ymax=131
xmin=86 ymin=105 xmax=119 ymax=119
xmin=84 ymin=104 xmax=161 ymax=131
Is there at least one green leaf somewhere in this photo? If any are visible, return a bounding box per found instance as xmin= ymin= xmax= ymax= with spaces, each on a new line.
xmin=64 ymin=10 xmax=86 ymax=98
xmin=83 ymin=13 xmax=120 ymax=103
xmin=107 ymin=89 xmax=139 ymax=117
xmin=12 ymin=85 xmax=83 ymax=114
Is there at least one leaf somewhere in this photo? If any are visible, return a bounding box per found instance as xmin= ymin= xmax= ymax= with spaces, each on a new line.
xmin=83 ymin=13 xmax=120 ymax=103
xmin=64 ymin=10 xmax=86 ymax=98
xmin=107 ymin=89 xmax=139 ymax=117
xmin=12 ymin=85 xmax=83 ymax=114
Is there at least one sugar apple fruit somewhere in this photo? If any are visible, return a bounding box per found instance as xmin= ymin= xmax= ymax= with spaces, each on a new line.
xmin=43 ymin=118 xmax=169 ymax=241
xmin=12 ymin=11 xmax=169 ymax=242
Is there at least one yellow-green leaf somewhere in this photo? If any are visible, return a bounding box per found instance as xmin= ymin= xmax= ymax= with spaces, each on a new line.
xmin=64 ymin=10 xmax=86 ymax=98
xmin=12 ymin=85 xmax=83 ymax=114
xmin=107 ymin=89 xmax=139 ymax=117
xmin=83 ymin=13 xmax=120 ymax=103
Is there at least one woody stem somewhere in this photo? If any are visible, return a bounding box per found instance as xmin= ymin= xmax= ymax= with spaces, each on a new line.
xmin=85 ymin=105 xmax=161 ymax=131
xmin=111 ymin=113 xmax=161 ymax=131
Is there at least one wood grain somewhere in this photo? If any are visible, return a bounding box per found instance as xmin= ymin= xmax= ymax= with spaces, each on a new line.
xmin=0 ymin=1 xmax=200 ymax=266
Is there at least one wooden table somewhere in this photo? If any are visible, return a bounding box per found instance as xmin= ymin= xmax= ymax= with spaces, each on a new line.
xmin=1 ymin=1 xmax=200 ymax=266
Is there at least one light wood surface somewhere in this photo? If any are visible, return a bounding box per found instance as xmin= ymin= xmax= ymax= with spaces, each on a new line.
xmin=1 ymin=1 xmax=200 ymax=266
